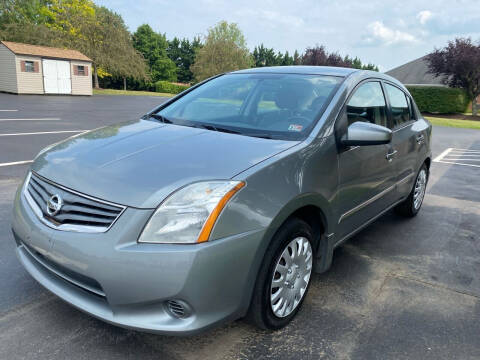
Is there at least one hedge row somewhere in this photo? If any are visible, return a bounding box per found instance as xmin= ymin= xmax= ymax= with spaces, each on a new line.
xmin=155 ymin=81 xmax=190 ymax=94
xmin=406 ymin=86 xmax=469 ymax=114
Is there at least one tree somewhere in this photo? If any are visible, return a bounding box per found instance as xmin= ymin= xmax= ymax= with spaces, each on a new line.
xmin=133 ymin=24 xmax=177 ymax=82
xmin=0 ymin=22 xmax=61 ymax=47
xmin=302 ymin=45 xmax=328 ymax=66
xmin=302 ymin=45 xmax=347 ymax=67
xmin=0 ymin=0 xmax=48 ymax=25
xmin=75 ymin=5 xmax=147 ymax=88
xmin=40 ymin=0 xmax=96 ymax=36
xmin=253 ymin=44 xmax=276 ymax=67
xmin=252 ymin=44 xmax=277 ymax=67
xmin=167 ymin=36 xmax=202 ymax=83
xmin=251 ymin=44 xmax=295 ymax=67
xmin=360 ymin=62 xmax=379 ymax=71
xmin=301 ymin=45 xmax=379 ymax=71
xmin=426 ymin=38 xmax=480 ymax=116
xmin=348 ymin=56 xmax=379 ymax=71
xmin=293 ymin=50 xmax=301 ymax=65
xmin=0 ymin=0 xmax=60 ymax=47
xmin=0 ymin=1 xmax=147 ymax=89
xmin=281 ymin=51 xmax=294 ymax=66
xmin=191 ymin=21 xmax=252 ymax=81
xmin=94 ymin=10 xmax=147 ymax=90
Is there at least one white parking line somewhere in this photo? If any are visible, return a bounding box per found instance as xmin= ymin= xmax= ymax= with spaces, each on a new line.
xmin=443 ymin=158 xmax=480 ymax=161
xmin=433 ymin=147 xmax=480 ymax=168
xmin=449 ymin=149 xmax=480 ymax=152
xmin=0 ymin=160 xmax=33 ymax=167
xmin=0 ymin=118 xmax=61 ymax=121
xmin=0 ymin=130 xmax=86 ymax=137
xmin=447 ymin=148 xmax=480 ymax=152
xmin=0 ymin=109 xmax=18 ymax=112
xmin=444 ymin=153 xmax=480 ymax=157
xmin=433 ymin=148 xmax=452 ymax=162
xmin=435 ymin=161 xmax=480 ymax=168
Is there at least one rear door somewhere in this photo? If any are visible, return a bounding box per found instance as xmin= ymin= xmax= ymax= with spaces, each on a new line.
xmin=384 ymin=83 xmax=424 ymax=199
xmin=336 ymin=81 xmax=397 ymax=240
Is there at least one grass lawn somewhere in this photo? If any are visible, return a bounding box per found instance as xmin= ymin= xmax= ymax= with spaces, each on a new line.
xmin=93 ymin=89 xmax=174 ymax=97
xmin=425 ymin=116 xmax=480 ymax=130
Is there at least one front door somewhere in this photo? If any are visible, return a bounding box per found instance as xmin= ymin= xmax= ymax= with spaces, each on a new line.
xmin=336 ymin=81 xmax=397 ymax=240
xmin=42 ymin=59 xmax=72 ymax=94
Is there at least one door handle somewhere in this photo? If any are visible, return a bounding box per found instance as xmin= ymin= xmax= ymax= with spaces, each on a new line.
xmin=386 ymin=150 xmax=398 ymax=162
xmin=416 ymin=134 xmax=425 ymax=144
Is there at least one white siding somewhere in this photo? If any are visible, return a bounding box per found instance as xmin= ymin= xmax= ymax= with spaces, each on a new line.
xmin=71 ymin=61 xmax=92 ymax=95
xmin=0 ymin=44 xmax=18 ymax=93
xmin=16 ymin=55 xmax=44 ymax=94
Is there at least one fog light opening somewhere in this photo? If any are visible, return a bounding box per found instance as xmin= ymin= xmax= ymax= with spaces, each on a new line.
xmin=165 ymin=299 xmax=192 ymax=319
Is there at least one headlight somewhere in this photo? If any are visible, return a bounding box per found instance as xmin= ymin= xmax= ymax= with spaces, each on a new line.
xmin=138 ymin=181 xmax=245 ymax=244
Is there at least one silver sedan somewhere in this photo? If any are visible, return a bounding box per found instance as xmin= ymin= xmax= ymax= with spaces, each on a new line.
xmin=12 ymin=66 xmax=431 ymax=334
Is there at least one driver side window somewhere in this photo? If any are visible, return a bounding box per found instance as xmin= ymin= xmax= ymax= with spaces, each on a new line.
xmin=347 ymin=82 xmax=388 ymax=128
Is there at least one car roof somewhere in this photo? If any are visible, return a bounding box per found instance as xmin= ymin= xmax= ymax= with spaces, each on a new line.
xmin=230 ymin=65 xmax=359 ymax=77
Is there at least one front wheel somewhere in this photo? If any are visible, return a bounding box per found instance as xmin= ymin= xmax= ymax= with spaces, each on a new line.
xmin=247 ymin=218 xmax=315 ymax=330
xmin=395 ymin=163 xmax=428 ymax=217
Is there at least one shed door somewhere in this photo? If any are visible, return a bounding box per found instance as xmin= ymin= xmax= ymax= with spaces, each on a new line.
xmin=42 ymin=59 xmax=72 ymax=94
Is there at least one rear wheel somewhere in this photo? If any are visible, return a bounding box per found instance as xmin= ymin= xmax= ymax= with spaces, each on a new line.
xmin=247 ymin=218 xmax=315 ymax=329
xmin=395 ymin=163 xmax=428 ymax=217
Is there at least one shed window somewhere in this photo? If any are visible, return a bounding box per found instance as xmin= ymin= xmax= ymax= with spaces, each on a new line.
xmin=24 ymin=61 xmax=35 ymax=72
xmin=75 ymin=65 xmax=88 ymax=76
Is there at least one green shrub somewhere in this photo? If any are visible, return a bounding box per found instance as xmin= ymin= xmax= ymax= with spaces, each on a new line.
xmin=155 ymin=81 xmax=190 ymax=94
xmin=406 ymin=86 xmax=469 ymax=114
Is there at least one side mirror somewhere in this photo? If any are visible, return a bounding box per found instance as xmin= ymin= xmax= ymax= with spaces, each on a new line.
xmin=341 ymin=121 xmax=392 ymax=146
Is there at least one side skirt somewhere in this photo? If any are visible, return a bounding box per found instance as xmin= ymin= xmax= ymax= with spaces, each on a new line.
xmin=333 ymin=197 xmax=406 ymax=249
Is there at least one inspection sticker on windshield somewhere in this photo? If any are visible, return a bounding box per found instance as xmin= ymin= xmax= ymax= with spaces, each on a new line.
xmin=288 ymin=124 xmax=303 ymax=132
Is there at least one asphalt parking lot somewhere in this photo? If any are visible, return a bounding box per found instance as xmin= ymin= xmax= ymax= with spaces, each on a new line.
xmin=0 ymin=93 xmax=479 ymax=360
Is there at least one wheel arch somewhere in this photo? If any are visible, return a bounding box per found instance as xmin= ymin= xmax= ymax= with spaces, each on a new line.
xmin=242 ymin=195 xmax=333 ymax=318
xmin=256 ymin=193 xmax=334 ymax=281
xmin=424 ymin=156 xmax=431 ymax=170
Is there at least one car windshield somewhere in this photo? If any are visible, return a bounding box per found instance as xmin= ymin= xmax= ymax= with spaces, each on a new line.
xmin=154 ymin=73 xmax=343 ymax=140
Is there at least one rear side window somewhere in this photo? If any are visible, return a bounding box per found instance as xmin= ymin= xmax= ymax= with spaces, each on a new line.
xmin=346 ymin=81 xmax=388 ymax=128
xmin=385 ymin=84 xmax=410 ymax=126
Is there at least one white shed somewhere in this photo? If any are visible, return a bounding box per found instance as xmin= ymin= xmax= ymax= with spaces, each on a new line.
xmin=0 ymin=41 xmax=92 ymax=96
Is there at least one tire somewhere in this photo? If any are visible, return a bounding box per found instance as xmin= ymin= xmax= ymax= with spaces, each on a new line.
xmin=247 ymin=218 xmax=316 ymax=330
xmin=395 ymin=163 xmax=428 ymax=217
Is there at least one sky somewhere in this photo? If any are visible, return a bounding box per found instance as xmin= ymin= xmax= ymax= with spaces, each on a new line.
xmin=96 ymin=0 xmax=480 ymax=71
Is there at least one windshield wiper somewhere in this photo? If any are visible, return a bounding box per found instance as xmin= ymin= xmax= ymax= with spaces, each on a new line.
xmin=195 ymin=124 xmax=274 ymax=139
xmin=150 ymin=114 xmax=173 ymax=124
xmin=246 ymin=133 xmax=274 ymax=139
xmin=149 ymin=118 xmax=274 ymax=139
xmin=194 ymin=123 xmax=242 ymax=135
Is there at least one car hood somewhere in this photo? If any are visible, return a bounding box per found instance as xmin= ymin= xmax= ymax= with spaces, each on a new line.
xmin=32 ymin=119 xmax=299 ymax=208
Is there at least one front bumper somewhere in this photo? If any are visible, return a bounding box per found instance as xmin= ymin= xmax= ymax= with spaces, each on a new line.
xmin=12 ymin=181 xmax=266 ymax=335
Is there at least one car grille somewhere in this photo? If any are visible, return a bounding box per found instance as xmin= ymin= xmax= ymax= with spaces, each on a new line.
xmin=24 ymin=172 xmax=125 ymax=233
